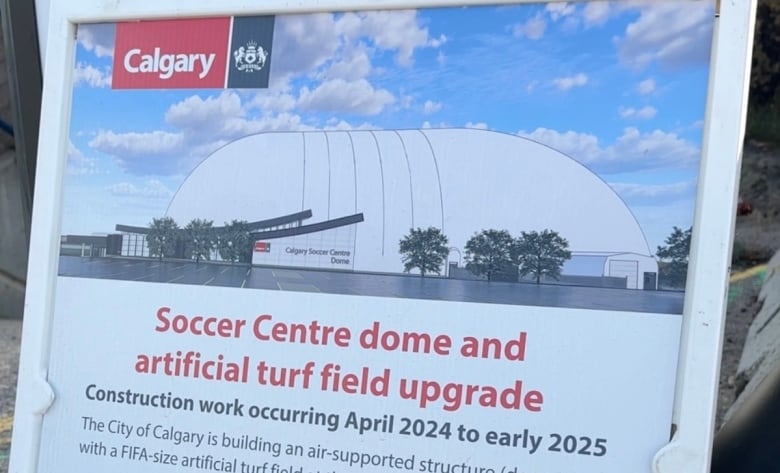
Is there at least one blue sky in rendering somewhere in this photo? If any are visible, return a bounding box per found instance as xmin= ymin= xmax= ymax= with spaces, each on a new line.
xmin=64 ymin=0 xmax=714 ymax=253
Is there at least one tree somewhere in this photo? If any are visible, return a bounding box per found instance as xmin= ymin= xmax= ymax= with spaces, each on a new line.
xmin=398 ymin=227 xmax=449 ymax=277
xmin=147 ymin=216 xmax=179 ymax=261
xmin=464 ymin=229 xmax=515 ymax=281
xmin=218 ymin=220 xmax=252 ymax=263
xmin=656 ymin=226 xmax=692 ymax=288
xmin=185 ymin=218 xmax=215 ymax=263
xmin=514 ymin=229 xmax=572 ymax=284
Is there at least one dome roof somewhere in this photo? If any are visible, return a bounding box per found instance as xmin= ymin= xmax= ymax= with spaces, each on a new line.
xmin=167 ymin=128 xmax=651 ymax=272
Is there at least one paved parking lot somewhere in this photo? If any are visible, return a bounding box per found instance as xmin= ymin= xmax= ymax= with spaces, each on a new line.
xmin=58 ymin=255 xmax=684 ymax=314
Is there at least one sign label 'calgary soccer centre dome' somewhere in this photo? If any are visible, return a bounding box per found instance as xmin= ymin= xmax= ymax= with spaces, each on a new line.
xmin=166 ymin=128 xmax=657 ymax=289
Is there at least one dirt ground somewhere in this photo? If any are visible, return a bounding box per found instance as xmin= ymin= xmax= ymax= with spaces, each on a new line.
xmin=0 ymin=318 xmax=19 ymax=471
xmin=716 ymin=141 xmax=780 ymax=426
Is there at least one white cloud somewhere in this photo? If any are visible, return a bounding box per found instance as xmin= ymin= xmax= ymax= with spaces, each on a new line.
xmin=89 ymin=91 xmax=324 ymax=175
xmin=608 ymin=181 xmax=696 ymax=214
xmin=552 ymin=73 xmax=588 ymax=91
xmin=67 ymin=141 xmax=98 ymax=175
xmin=106 ymin=179 xmax=173 ymax=199
xmin=398 ymin=94 xmax=414 ymax=110
xmin=92 ymin=92 xmax=266 ymax=175
xmin=616 ymin=2 xmax=714 ymax=70
xmin=89 ymin=130 xmax=187 ymax=175
xmin=76 ymin=23 xmax=115 ymax=58
xmin=542 ymin=2 xmax=582 ymax=32
xmin=298 ymin=79 xmax=395 ymax=116
xmin=609 ymin=180 xmax=696 ymax=206
xmin=73 ymin=63 xmax=111 ymax=88
xmin=90 ymin=114 xmax=312 ymax=176
xmin=583 ymin=2 xmax=613 ymax=27
xmin=322 ymin=47 xmax=373 ymax=81
xmin=428 ymin=34 xmax=448 ymax=48
xmin=423 ymin=100 xmax=442 ymax=115
xmin=323 ymin=118 xmax=376 ymax=131
xmin=166 ymin=91 xmax=244 ymax=130
xmin=90 ymin=130 xmax=184 ymax=156
xmin=619 ymin=106 xmax=657 ymax=120
xmin=518 ymin=126 xmax=700 ymax=173
xmin=421 ymin=120 xmax=448 ymax=129
xmin=520 ymin=128 xmax=600 ymax=162
xmin=637 ymin=78 xmax=656 ymax=95
xmin=271 ymin=11 xmax=440 ymax=86
xmin=250 ymin=90 xmax=297 ymax=113
xmin=166 ymin=91 xmax=301 ymax=141
xmin=545 ymin=2 xmax=577 ymax=21
xmin=271 ymin=14 xmax=343 ymax=85
xmin=247 ymin=112 xmax=310 ymax=132
xmin=513 ymin=14 xmax=547 ymax=40
xmin=465 ymin=122 xmax=488 ymax=130
xmin=341 ymin=10 xmax=433 ymax=66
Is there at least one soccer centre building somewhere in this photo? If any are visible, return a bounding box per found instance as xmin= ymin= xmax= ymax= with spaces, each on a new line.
xmin=165 ymin=128 xmax=658 ymax=290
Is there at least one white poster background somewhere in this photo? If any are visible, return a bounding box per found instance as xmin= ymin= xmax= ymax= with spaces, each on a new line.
xmin=38 ymin=277 xmax=680 ymax=472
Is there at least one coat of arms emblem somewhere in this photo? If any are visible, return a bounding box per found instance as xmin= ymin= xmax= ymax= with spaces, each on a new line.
xmin=233 ymin=41 xmax=269 ymax=73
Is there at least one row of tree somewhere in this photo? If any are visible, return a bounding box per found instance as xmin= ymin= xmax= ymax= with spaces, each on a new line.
xmin=146 ymin=217 xmax=254 ymax=263
xmin=401 ymin=225 xmax=695 ymax=288
xmin=146 ymin=216 xmax=574 ymax=284
xmin=145 ymin=216 xmax=691 ymax=288
xmin=399 ymin=227 xmax=572 ymax=283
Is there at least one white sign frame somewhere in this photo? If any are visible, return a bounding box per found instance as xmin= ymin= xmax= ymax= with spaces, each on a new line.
xmin=11 ymin=0 xmax=756 ymax=472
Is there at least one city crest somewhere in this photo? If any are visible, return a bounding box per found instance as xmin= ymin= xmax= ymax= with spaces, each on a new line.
xmin=233 ymin=41 xmax=268 ymax=73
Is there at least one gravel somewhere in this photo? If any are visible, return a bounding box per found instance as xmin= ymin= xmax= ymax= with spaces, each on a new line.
xmin=0 ymin=318 xmax=21 ymax=471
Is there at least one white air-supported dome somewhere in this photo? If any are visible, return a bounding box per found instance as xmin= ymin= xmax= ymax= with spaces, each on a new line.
xmin=167 ymin=128 xmax=653 ymax=281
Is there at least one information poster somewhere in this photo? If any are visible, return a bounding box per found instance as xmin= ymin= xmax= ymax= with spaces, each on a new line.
xmin=40 ymin=1 xmax=717 ymax=472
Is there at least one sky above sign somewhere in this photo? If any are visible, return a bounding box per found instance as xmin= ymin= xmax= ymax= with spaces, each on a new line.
xmin=64 ymin=1 xmax=714 ymax=253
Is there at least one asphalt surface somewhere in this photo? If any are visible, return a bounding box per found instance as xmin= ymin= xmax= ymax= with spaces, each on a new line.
xmin=58 ymin=255 xmax=684 ymax=314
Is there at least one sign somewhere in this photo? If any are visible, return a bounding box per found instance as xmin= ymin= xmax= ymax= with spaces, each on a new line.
xmin=11 ymin=1 xmax=756 ymax=473
xmin=112 ymin=16 xmax=275 ymax=89
xmin=254 ymin=242 xmax=272 ymax=253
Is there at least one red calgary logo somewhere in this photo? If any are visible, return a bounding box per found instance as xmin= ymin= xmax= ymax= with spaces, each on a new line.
xmin=123 ymin=48 xmax=217 ymax=80
xmin=112 ymin=18 xmax=230 ymax=89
